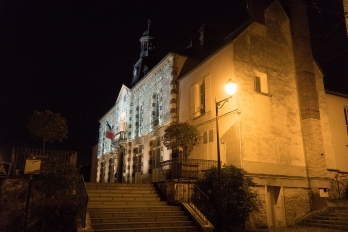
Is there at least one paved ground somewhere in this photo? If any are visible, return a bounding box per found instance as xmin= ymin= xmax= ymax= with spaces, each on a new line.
xmin=246 ymin=225 xmax=347 ymax=232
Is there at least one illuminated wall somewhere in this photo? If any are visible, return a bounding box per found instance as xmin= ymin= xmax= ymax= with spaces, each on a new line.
xmin=96 ymin=54 xmax=192 ymax=183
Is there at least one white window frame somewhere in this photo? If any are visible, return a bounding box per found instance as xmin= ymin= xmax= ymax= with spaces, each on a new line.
xmin=203 ymin=129 xmax=214 ymax=144
xmin=190 ymin=75 xmax=211 ymax=119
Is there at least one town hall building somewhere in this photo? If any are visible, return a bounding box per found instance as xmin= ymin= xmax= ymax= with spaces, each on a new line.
xmin=93 ymin=0 xmax=348 ymax=229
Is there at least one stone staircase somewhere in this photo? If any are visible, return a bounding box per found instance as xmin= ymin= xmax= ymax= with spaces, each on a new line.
xmin=86 ymin=183 xmax=199 ymax=232
xmin=297 ymin=207 xmax=348 ymax=230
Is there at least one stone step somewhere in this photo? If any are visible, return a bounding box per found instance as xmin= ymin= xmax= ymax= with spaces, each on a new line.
xmin=91 ymin=226 xmax=199 ymax=232
xmin=316 ymin=215 xmax=348 ymax=221
xmin=86 ymin=184 xmax=154 ymax=190
xmin=89 ymin=192 xmax=157 ymax=197
xmin=89 ymin=210 xmax=185 ymax=218
xmin=89 ymin=196 xmax=159 ymax=202
xmin=86 ymin=183 xmax=153 ymax=187
xmin=91 ymin=215 xmax=189 ymax=224
xmin=93 ymin=221 xmax=194 ymax=230
xmin=327 ymin=212 xmax=348 ymax=217
xmin=86 ymin=183 xmax=199 ymax=232
xmin=304 ymin=218 xmax=348 ymax=226
xmin=297 ymin=221 xmax=348 ymax=231
xmin=88 ymin=200 xmax=167 ymax=207
xmin=88 ymin=205 xmax=181 ymax=211
xmin=88 ymin=189 xmax=156 ymax=194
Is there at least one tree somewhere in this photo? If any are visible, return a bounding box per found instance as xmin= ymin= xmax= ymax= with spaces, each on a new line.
xmin=194 ymin=165 xmax=260 ymax=232
xmin=26 ymin=110 xmax=68 ymax=150
xmin=162 ymin=122 xmax=200 ymax=159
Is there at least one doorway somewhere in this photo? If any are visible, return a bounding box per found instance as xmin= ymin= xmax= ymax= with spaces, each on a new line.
xmin=266 ymin=186 xmax=286 ymax=228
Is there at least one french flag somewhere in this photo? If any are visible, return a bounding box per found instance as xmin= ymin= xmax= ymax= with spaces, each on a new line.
xmin=105 ymin=121 xmax=115 ymax=140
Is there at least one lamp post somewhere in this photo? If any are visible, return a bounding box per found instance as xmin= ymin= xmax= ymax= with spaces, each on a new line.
xmin=215 ymin=79 xmax=237 ymax=229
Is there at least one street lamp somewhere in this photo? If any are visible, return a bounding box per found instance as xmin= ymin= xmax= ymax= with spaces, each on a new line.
xmin=215 ymin=79 xmax=237 ymax=228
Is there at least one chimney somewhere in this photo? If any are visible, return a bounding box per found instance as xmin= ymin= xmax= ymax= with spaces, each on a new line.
xmin=247 ymin=0 xmax=265 ymax=24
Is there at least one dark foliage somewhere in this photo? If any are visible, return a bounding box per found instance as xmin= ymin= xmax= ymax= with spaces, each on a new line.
xmin=25 ymin=162 xmax=81 ymax=232
xmin=26 ymin=110 xmax=68 ymax=150
xmin=163 ymin=122 xmax=200 ymax=159
xmin=194 ymin=165 xmax=260 ymax=232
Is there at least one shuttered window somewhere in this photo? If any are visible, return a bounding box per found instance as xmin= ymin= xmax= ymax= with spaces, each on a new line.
xmin=189 ymin=75 xmax=211 ymax=118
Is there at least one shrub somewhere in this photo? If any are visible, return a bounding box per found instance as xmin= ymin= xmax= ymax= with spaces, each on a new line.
xmin=26 ymin=162 xmax=81 ymax=232
xmin=194 ymin=165 xmax=260 ymax=232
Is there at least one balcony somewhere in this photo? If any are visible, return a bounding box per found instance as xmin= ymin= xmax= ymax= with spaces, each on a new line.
xmin=160 ymin=158 xmax=218 ymax=180
xmin=111 ymin=131 xmax=127 ymax=147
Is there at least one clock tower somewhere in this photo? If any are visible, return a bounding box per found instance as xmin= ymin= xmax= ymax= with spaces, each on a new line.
xmin=131 ymin=20 xmax=156 ymax=87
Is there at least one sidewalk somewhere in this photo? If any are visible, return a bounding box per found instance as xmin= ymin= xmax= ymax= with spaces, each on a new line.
xmin=246 ymin=225 xmax=347 ymax=232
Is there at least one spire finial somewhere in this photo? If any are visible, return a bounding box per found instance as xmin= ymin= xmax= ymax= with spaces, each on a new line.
xmin=147 ymin=20 xmax=151 ymax=31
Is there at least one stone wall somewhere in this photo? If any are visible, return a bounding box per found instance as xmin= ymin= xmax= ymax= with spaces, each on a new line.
xmin=246 ymin=186 xmax=268 ymax=229
xmin=283 ymin=187 xmax=311 ymax=225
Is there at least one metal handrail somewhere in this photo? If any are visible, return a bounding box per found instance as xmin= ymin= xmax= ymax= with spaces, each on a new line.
xmin=175 ymin=177 xmax=210 ymax=225
xmin=76 ymin=174 xmax=88 ymax=228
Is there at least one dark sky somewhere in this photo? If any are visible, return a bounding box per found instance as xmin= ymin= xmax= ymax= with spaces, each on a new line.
xmin=0 ymin=0 xmax=347 ymax=165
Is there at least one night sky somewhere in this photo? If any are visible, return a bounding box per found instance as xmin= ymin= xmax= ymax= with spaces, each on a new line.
xmin=0 ymin=0 xmax=347 ymax=165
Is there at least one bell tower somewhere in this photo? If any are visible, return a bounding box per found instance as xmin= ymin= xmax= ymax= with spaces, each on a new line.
xmin=131 ymin=20 xmax=156 ymax=87
xmin=140 ymin=20 xmax=155 ymax=58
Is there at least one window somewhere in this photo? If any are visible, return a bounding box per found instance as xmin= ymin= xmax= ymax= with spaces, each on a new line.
xmin=152 ymin=93 xmax=160 ymax=127
xmin=135 ymin=105 xmax=143 ymax=136
xmin=254 ymin=71 xmax=268 ymax=94
xmin=139 ymin=105 xmax=143 ymax=133
xmin=203 ymin=129 xmax=214 ymax=144
xmin=190 ymin=75 xmax=211 ymax=118
xmin=344 ymin=107 xmax=348 ymax=134
xmin=132 ymin=145 xmax=143 ymax=174
xmin=151 ymin=137 xmax=161 ymax=169
xmin=203 ymin=131 xmax=208 ymax=144
xmin=209 ymin=129 xmax=214 ymax=142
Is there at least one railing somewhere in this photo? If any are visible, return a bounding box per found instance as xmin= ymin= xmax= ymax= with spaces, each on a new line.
xmin=160 ymin=158 xmax=218 ymax=180
xmin=75 ymin=174 xmax=88 ymax=228
xmin=175 ymin=177 xmax=210 ymax=225
xmin=11 ymin=147 xmax=77 ymax=174
xmin=112 ymin=131 xmax=127 ymax=147
xmin=331 ymin=173 xmax=348 ymax=199
xmin=158 ymin=158 xmax=216 ymax=229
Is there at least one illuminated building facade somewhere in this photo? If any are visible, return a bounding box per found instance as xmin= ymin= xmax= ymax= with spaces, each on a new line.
xmin=96 ymin=23 xmax=198 ymax=183
xmin=95 ymin=0 xmax=348 ymax=228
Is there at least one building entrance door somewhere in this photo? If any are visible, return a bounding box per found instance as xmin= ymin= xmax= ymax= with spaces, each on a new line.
xmin=266 ymin=186 xmax=286 ymax=228
xmin=116 ymin=149 xmax=124 ymax=183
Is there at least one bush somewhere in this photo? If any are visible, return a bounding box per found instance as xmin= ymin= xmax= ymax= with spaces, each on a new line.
xmin=194 ymin=165 xmax=260 ymax=232
xmin=25 ymin=162 xmax=81 ymax=232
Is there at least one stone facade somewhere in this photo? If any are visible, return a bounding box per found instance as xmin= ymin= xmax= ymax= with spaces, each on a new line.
xmin=283 ymin=187 xmax=311 ymax=225
xmin=246 ymin=186 xmax=268 ymax=229
xmin=96 ymin=54 xmax=195 ymax=184
xmin=93 ymin=0 xmax=348 ymax=229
